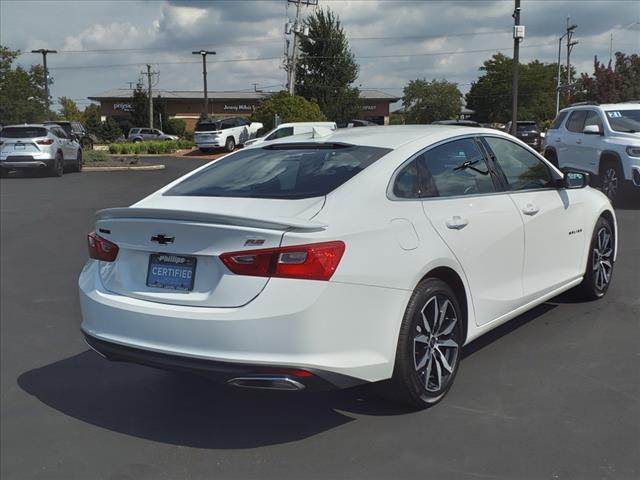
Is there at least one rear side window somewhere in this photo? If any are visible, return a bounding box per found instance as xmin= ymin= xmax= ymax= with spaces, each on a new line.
xmin=484 ymin=137 xmax=553 ymax=191
xmin=196 ymin=122 xmax=220 ymax=132
xmin=165 ymin=144 xmax=391 ymax=199
xmin=419 ymin=138 xmax=495 ymax=197
xmin=0 ymin=127 xmax=48 ymax=138
xmin=220 ymin=119 xmax=235 ymax=129
xmin=566 ymin=111 xmax=588 ymax=133
xmin=549 ymin=111 xmax=568 ymax=129
xmin=266 ymin=127 xmax=294 ymax=141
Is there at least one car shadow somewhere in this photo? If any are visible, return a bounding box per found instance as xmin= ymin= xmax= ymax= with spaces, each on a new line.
xmin=18 ymin=299 xmax=567 ymax=449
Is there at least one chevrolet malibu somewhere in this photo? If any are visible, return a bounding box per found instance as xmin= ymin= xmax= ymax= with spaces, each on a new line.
xmin=79 ymin=126 xmax=616 ymax=408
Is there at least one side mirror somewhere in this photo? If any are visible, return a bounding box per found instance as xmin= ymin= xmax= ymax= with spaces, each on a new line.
xmin=564 ymin=170 xmax=589 ymax=189
xmin=583 ymin=125 xmax=602 ymax=135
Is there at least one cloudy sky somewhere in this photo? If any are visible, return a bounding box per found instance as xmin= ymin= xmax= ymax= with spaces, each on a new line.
xmin=1 ymin=0 xmax=638 ymax=111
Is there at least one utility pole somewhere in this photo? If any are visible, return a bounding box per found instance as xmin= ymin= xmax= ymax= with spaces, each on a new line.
xmin=288 ymin=0 xmax=302 ymax=95
xmin=141 ymin=64 xmax=158 ymax=129
xmin=510 ymin=0 xmax=523 ymax=135
xmin=285 ymin=0 xmax=315 ymax=95
xmin=565 ymin=17 xmax=578 ymax=104
xmin=192 ymin=50 xmax=216 ymax=117
xmin=556 ymin=22 xmax=577 ymax=115
xmin=31 ymin=49 xmax=57 ymax=111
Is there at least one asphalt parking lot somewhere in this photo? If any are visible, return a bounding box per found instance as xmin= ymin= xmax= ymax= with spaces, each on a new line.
xmin=1 ymin=157 xmax=638 ymax=480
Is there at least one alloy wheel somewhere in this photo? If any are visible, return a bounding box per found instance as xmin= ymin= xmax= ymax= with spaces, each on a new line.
xmin=601 ymin=167 xmax=618 ymax=200
xmin=593 ymin=226 xmax=613 ymax=290
xmin=413 ymin=295 xmax=459 ymax=393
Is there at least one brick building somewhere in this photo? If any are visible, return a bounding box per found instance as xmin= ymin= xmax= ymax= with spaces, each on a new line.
xmin=88 ymin=89 xmax=399 ymax=130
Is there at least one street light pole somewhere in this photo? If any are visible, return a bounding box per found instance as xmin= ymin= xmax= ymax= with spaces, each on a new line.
xmin=192 ymin=50 xmax=216 ymax=117
xmin=31 ymin=49 xmax=57 ymax=112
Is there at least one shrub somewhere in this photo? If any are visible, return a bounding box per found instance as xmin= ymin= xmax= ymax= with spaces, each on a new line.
xmin=165 ymin=118 xmax=187 ymax=137
xmin=86 ymin=150 xmax=110 ymax=162
xmin=105 ymin=140 xmax=194 ymax=155
xmin=108 ymin=144 xmax=119 ymax=154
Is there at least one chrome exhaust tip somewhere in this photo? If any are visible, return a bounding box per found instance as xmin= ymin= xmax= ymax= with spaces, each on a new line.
xmin=227 ymin=376 xmax=306 ymax=391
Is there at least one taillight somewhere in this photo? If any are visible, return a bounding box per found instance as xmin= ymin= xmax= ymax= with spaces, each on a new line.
xmin=220 ymin=241 xmax=345 ymax=281
xmin=87 ymin=231 xmax=119 ymax=262
xmin=36 ymin=138 xmax=54 ymax=145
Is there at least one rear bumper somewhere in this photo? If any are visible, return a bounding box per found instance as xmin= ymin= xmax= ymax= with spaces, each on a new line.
xmin=0 ymin=157 xmax=54 ymax=169
xmin=83 ymin=332 xmax=362 ymax=390
xmin=195 ymin=140 xmax=224 ymax=148
xmin=79 ymin=260 xmax=410 ymax=386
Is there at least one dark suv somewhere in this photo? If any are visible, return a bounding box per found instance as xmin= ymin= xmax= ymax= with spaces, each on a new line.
xmin=504 ymin=121 xmax=542 ymax=150
xmin=44 ymin=121 xmax=97 ymax=150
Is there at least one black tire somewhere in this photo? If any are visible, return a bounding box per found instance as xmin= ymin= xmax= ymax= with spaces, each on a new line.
xmin=574 ymin=216 xmax=615 ymax=300
xmin=133 ymin=138 xmax=142 ymax=143
xmin=544 ymin=149 xmax=559 ymax=168
xmin=600 ymin=159 xmax=624 ymax=205
xmin=225 ymin=137 xmax=235 ymax=152
xmin=72 ymin=150 xmax=83 ymax=173
xmin=50 ymin=153 xmax=64 ymax=177
xmin=385 ymin=278 xmax=463 ymax=408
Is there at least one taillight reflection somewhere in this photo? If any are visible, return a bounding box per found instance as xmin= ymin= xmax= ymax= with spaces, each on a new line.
xmin=35 ymin=138 xmax=54 ymax=145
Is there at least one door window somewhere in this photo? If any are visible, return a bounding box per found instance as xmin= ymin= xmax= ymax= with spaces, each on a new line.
xmin=419 ymin=138 xmax=495 ymax=197
xmin=266 ymin=127 xmax=294 ymax=141
xmin=484 ymin=137 xmax=553 ymax=191
xmin=549 ymin=111 xmax=568 ymax=130
xmin=584 ymin=110 xmax=603 ymax=130
xmin=566 ymin=111 xmax=588 ymax=133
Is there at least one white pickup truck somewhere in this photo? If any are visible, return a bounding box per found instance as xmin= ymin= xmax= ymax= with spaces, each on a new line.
xmin=194 ymin=117 xmax=263 ymax=152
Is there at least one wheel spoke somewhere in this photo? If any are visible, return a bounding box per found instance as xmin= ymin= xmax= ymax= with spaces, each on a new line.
xmin=432 ymin=355 xmax=443 ymax=391
xmin=437 ymin=338 xmax=458 ymax=349
xmin=435 ymin=347 xmax=454 ymax=373
xmin=432 ymin=296 xmax=440 ymax=332
xmin=438 ymin=316 xmax=457 ymax=336
xmin=423 ymin=354 xmax=433 ymax=389
xmin=415 ymin=350 xmax=429 ymax=370
xmin=415 ymin=334 xmax=429 ymax=344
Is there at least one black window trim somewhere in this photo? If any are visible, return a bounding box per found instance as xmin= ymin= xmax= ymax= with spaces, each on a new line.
xmin=387 ymin=134 xmax=505 ymax=201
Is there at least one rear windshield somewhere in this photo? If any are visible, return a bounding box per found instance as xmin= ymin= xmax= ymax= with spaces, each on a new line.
xmin=196 ymin=122 xmax=221 ymax=132
xmin=0 ymin=127 xmax=48 ymax=138
xmin=165 ymin=144 xmax=391 ymax=199
xmin=517 ymin=122 xmax=538 ymax=131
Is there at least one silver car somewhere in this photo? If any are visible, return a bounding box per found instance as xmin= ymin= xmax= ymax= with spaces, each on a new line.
xmin=128 ymin=128 xmax=178 ymax=142
xmin=0 ymin=124 xmax=82 ymax=177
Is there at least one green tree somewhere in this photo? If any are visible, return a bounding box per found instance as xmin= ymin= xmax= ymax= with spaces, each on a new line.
xmin=130 ymin=84 xmax=148 ymax=127
xmin=402 ymin=79 xmax=462 ymax=124
xmin=251 ymin=91 xmax=326 ymax=131
xmin=574 ymin=52 xmax=640 ymax=103
xmin=295 ymin=8 xmax=361 ymax=123
xmin=99 ymin=116 xmax=123 ymax=143
xmin=58 ymin=96 xmax=83 ymax=121
xmin=466 ymin=53 xmax=560 ymax=124
xmin=0 ymin=45 xmax=49 ymax=124
xmin=165 ymin=117 xmax=186 ymax=137
xmin=82 ymin=103 xmax=102 ymax=137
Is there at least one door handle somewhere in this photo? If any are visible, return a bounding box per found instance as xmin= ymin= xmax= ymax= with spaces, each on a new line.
xmin=576 ymin=139 xmax=582 ymax=144
xmin=554 ymin=138 xmax=561 ymax=142
xmin=522 ymin=203 xmax=540 ymax=216
xmin=445 ymin=216 xmax=469 ymax=230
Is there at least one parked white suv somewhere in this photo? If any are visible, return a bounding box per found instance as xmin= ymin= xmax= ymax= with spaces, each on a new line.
xmin=244 ymin=122 xmax=337 ymax=146
xmin=195 ymin=117 xmax=263 ymax=152
xmin=543 ymin=101 xmax=640 ymax=204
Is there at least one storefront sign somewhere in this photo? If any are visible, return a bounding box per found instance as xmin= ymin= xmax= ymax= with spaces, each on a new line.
xmin=114 ymin=103 xmax=134 ymax=112
xmin=223 ymin=104 xmax=255 ymax=112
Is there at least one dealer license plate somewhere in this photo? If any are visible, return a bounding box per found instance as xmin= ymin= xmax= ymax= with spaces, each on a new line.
xmin=146 ymin=254 xmax=197 ymax=291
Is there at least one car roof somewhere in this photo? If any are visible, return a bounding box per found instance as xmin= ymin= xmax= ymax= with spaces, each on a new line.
xmin=561 ymin=102 xmax=639 ymax=112
xmin=4 ymin=124 xmax=53 ymax=129
xmin=277 ymin=122 xmax=336 ymax=128
xmin=267 ymin=125 xmax=509 ymax=150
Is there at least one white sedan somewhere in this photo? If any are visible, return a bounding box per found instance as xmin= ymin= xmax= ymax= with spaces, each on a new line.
xmin=79 ymin=126 xmax=616 ymax=407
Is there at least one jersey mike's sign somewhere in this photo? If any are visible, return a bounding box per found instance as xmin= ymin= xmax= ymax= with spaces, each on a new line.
xmin=223 ymin=104 xmax=255 ymax=112
xmin=114 ymin=103 xmax=134 ymax=112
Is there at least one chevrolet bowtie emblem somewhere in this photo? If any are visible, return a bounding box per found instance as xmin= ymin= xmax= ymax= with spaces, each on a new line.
xmin=151 ymin=234 xmax=175 ymax=245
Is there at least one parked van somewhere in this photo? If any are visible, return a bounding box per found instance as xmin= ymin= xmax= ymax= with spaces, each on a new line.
xmin=244 ymin=122 xmax=337 ymax=146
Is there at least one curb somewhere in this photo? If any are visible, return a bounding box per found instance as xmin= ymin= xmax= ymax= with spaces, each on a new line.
xmin=83 ymin=164 xmax=166 ymax=172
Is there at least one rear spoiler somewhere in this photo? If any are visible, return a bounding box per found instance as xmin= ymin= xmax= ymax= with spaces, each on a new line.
xmin=96 ymin=208 xmax=327 ymax=232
